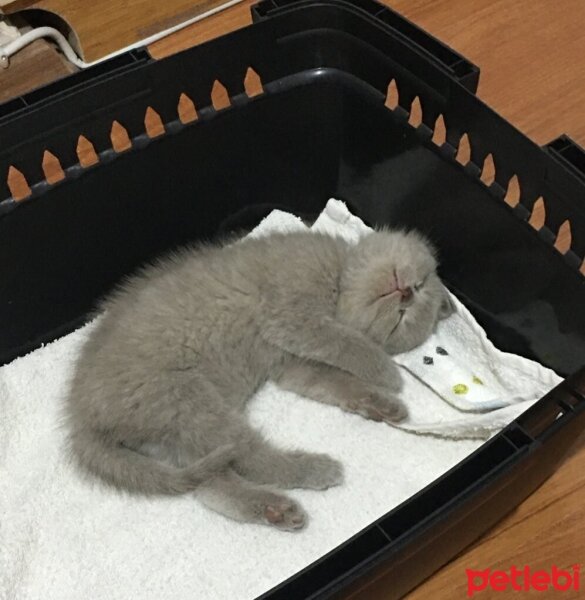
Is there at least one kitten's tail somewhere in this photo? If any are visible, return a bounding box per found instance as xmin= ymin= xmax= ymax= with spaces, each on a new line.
xmin=70 ymin=430 xmax=236 ymax=495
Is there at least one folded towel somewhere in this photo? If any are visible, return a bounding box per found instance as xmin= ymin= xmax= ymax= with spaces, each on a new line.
xmin=395 ymin=308 xmax=554 ymax=412
xmin=0 ymin=200 xmax=560 ymax=600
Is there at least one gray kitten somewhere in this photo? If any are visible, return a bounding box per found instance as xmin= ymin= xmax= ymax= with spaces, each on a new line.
xmin=65 ymin=228 xmax=453 ymax=531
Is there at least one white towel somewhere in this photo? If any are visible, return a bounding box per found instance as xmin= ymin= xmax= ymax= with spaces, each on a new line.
xmin=0 ymin=200 xmax=560 ymax=600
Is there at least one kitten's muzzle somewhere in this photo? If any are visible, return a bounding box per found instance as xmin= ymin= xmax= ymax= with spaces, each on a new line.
xmin=388 ymin=269 xmax=414 ymax=304
xmin=381 ymin=270 xmax=412 ymax=299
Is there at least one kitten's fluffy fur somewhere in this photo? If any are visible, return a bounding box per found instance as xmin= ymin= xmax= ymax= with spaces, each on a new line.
xmin=65 ymin=229 xmax=453 ymax=531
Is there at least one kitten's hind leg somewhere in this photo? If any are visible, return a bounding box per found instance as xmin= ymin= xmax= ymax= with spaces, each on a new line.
xmin=275 ymin=360 xmax=408 ymax=423
xmin=197 ymin=469 xmax=307 ymax=531
xmin=234 ymin=435 xmax=343 ymax=490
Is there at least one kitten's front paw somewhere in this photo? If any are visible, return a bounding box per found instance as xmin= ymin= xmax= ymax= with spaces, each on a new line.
xmin=357 ymin=354 xmax=402 ymax=392
xmin=381 ymin=361 xmax=403 ymax=394
xmin=348 ymin=392 xmax=408 ymax=423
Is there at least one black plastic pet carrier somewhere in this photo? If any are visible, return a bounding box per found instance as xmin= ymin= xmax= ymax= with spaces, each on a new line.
xmin=1 ymin=0 xmax=583 ymax=597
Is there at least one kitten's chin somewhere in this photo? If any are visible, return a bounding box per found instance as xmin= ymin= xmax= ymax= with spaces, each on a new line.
xmin=384 ymin=340 xmax=403 ymax=355
xmin=384 ymin=320 xmax=429 ymax=355
xmin=382 ymin=332 xmax=404 ymax=355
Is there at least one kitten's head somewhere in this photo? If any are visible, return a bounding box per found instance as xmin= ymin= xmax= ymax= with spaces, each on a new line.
xmin=337 ymin=229 xmax=454 ymax=354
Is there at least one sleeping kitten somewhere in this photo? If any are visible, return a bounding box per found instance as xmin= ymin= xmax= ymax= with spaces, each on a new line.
xmin=65 ymin=228 xmax=453 ymax=531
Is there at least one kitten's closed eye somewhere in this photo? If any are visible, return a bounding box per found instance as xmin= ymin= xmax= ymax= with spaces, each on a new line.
xmin=413 ymin=274 xmax=430 ymax=292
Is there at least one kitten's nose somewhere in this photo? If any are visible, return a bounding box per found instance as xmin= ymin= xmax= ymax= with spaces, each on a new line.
xmin=400 ymin=287 xmax=413 ymax=302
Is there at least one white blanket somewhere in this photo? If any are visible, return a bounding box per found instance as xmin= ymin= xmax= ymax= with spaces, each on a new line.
xmin=0 ymin=200 xmax=560 ymax=600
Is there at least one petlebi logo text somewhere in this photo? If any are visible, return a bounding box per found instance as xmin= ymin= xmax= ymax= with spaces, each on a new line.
xmin=466 ymin=564 xmax=581 ymax=597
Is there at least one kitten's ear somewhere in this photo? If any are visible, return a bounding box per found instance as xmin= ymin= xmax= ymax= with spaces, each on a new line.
xmin=439 ymin=289 xmax=456 ymax=320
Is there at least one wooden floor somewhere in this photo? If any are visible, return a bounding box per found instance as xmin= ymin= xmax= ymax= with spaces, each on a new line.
xmin=2 ymin=0 xmax=584 ymax=597
xmin=1 ymin=0 xmax=243 ymax=62
xmin=0 ymin=37 xmax=74 ymax=102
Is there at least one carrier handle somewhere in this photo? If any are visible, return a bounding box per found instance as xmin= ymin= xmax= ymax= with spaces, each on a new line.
xmin=251 ymin=0 xmax=480 ymax=92
xmin=544 ymin=135 xmax=585 ymax=185
xmin=515 ymin=366 xmax=585 ymax=442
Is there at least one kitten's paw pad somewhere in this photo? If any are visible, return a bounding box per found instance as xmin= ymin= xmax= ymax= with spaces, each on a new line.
xmin=301 ymin=453 xmax=344 ymax=489
xmin=349 ymin=394 xmax=408 ymax=423
xmin=380 ymin=400 xmax=408 ymax=423
xmin=264 ymin=500 xmax=307 ymax=531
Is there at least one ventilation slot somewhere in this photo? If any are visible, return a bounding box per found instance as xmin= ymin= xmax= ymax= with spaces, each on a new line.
xmin=408 ymin=96 xmax=423 ymax=128
xmin=111 ymin=121 xmax=132 ymax=152
xmin=7 ymin=166 xmax=31 ymax=200
xmin=504 ymin=175 xmax=521 ymax=208
xmin=432 ymin=114 xmax=447 ymax=146
xmin=455 ymin=133 xmax=471 ymax=165
xmin=554 ymin=220 xmax=572 ymax=254
xmin=244 ymin=67 xmax=263 ymax=98
xmin=480 ymin=153 xmax=496 ymax=186
xmin=528 ymin=197 xmax=546 ymax=231
xmin=42 ymin=151 xmax=65 ymax=184
xmin=385 ymin=79 xmax=399 ymax=110
xmin=211 ymin=80 xmax=230 ymax=111
xmin=77 ymin=136 xmax=99 ymax=167
xmin=178 ymin=93 xmax=197 ymax=124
